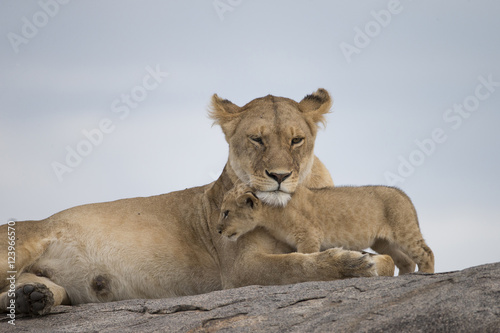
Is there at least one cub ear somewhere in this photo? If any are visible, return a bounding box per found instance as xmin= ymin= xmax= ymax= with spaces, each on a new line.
xmin=298 ymin=88 xmax=332 ymax=127
xmin=237 ymin=191 xmax=260 ymax=209
xmin=208 ymin=94 xmax=241 ymax=139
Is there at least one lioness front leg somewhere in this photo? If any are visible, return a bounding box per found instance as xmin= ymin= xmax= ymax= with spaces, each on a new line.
xmin=224 ymin=232 xmax=376 ymax=288
xmin=0 ymin=273 xmax=70 ymax=316
xmin=229 ymin=247 xmax=376 ymax=288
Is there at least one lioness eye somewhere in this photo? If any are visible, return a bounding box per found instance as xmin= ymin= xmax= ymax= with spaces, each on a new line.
xmin=291 ymin=137 xmax=304 ymax=145
xmin=222 ymin=210 xmax=229 ymax=218
xmin=250 ymin=137 xmax=263 ymax=145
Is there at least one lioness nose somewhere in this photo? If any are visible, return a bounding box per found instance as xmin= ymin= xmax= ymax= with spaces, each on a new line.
xmin=266 ymin=171 xmax=292 ymax=184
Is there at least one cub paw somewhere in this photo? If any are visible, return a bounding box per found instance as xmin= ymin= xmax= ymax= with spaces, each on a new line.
xmin=15 ymin=283 xmax=55 ymax=316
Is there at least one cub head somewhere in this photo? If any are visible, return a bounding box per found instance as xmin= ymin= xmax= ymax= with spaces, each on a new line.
xmin=217 ymin=183 xmax=261 ymax=240
xmin=210 ymin=88 xmax=331 ymax=207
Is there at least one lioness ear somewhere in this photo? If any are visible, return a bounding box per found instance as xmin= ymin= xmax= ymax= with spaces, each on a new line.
xmin=237 ymin=192 xmax=259 ymax=209
xmin=208 ymin=94 xmax=241 ymax=139
xmin=298 ymin=88 xmax=332 ymax=127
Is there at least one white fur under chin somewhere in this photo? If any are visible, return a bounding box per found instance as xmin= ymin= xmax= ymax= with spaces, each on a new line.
xmin=256 ymin=191 xmax=292 ymax=207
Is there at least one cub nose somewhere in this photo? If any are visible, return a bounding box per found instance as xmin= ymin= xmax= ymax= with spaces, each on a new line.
xmin=266 ymin=171 xmax=292 ymax=185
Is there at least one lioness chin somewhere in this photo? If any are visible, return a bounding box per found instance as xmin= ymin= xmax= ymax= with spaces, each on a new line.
xmin=0 ymin=89 xmax=388 ymax=317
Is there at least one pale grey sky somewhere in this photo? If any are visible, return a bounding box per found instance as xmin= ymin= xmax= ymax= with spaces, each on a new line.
xmin=1 ymin=0 xmax=499 ymax=273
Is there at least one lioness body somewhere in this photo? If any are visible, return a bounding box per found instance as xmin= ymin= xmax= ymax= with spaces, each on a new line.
xmin=218 ymin=185 xmax=434 ymax=274
xmin=0 ymin=89 xmax=392 ymax=316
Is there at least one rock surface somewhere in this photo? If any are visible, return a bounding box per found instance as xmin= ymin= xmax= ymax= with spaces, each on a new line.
xmin=2 ymin=262 xmax=499 ymax=332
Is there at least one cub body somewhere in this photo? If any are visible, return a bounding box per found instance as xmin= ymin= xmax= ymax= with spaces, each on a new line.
xmin=218 ymin=184 xmax=434 ymax=274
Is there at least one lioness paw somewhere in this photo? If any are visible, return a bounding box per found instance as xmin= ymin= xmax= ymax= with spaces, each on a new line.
xmin=325 ymin=248 xmax=377 ymax=278
xmin=371 ymin=254 xmax=395 ymax=277
xmin=15 ymin=283 xmax=55 ymax=316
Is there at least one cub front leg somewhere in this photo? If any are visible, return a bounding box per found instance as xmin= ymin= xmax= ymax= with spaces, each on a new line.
xmin=293 ymin=215 xmax=322 ymax=254
xmin=296 ymin=242 xmax=321 ymax=254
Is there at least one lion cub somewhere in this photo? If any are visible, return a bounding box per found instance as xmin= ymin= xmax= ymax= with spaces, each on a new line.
xmin=217 ymin=183 xmax=434 ymax=274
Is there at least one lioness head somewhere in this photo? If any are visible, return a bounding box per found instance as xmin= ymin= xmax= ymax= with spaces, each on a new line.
xmin=210 ymin=88 xmax=331 ymax=206
xmin=216 ymin=183 xmax=261 ymax=240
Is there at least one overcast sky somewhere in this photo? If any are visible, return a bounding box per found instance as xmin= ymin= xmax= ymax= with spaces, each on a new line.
xmin=1 ymin=1 xmax=499 ymax=274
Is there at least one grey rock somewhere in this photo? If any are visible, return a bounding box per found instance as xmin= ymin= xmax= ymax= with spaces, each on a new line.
xmin=2 ymin=263 xmax=499 ymax=332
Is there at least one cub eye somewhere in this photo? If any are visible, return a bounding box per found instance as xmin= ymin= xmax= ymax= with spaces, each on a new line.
xmin=291 ymin=137 xmax=304 ymax=145
xmin=222 ymin=210 xmax=229 ymax=219
xmin=250 ymin=136 xmax=264 ymax=145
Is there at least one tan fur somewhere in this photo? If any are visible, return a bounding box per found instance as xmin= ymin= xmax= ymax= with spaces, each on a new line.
xmin=218 ymin=183 xmax=434 ymax=274
xmin=0 ymin=89 xmax=390 ymax=316
xmin=209 ymin=88 xmax=333 ymax=206
xmin=364 ymin=252 xmax=395 ymax=277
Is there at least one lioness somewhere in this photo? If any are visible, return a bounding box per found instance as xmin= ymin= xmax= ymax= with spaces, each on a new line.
xmin=0 ymin=89 xmax=392 ymax=316
xmin=217 ymin=183 xmax=434 ymax=274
